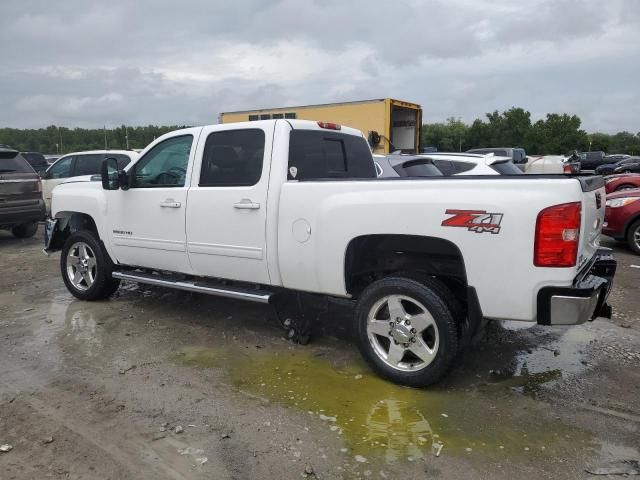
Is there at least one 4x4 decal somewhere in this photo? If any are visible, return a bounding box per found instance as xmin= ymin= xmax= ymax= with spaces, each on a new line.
xmin=441 ymin=209 xmax=503 ymax=234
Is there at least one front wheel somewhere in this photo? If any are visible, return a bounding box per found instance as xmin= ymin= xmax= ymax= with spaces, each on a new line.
xmin=354 ymin=276 xmax=459 ymax=387
xmin=626 ymin=220 xmax=640 ymax=255
xmin=61 ymin=230 xmax=120 ymax=300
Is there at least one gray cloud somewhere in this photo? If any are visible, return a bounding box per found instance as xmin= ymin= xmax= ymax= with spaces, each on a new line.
xmin=0 ymin=0 xmax=638 ymax=132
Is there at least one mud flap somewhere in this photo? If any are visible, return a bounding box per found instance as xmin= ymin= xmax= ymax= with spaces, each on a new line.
xmin=271 ymin=292 xmax=328 ymax=345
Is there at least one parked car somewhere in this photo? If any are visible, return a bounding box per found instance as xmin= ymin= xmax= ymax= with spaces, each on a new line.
xmin=604 ymin=174 xmax=640 ymax=193
xmin=42 ymin=150 xmax=138 ymax=213
xmin=466 ymin=147 xmax=528 ymax=169
xmin=375 ymin=152 xmax=521 ymax=177
xmin=604 ymin=154 xmax=631 ymax=163
xmin=0 ymin=147 xmax=45 ymax=238
xmin=578 ymin=151 xmax=606 ymax=171
xmin=21 ymin=152 xmax=49 ymax=174
xmin=603 ymin=188 xmax=640 ymax=254
xmin=611 ymin=157 xmax=640 ymax=174
xmin=595 ymin=157 xmax=640 ymax=176
xmin=44 ymin=119 xmax=615 ymax=387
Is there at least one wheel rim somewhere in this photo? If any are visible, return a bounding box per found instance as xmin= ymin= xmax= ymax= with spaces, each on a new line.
xmin=366 ymin=294 xmax=439 ymax=372
xmin=634 ymin=227 xmax=640 ymax=250
xmin=66 ymin=242 xmax=97 ymax=291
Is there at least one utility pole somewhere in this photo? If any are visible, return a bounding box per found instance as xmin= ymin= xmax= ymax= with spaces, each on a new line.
xmin=125 ymin=126 xmax=129 ymax=150
xmin=104 ymin=125 xmax=108 ymax=150
xmin=58 ymin=127 xmax=63 ymax=154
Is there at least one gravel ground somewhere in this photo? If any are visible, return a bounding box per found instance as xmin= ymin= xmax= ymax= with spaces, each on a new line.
xmin=0 ymin=228 xmax=638 ymax=479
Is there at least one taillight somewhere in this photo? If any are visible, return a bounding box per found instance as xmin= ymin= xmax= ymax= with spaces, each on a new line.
xmin=534 ymin=202 xmax=581 ymax=267
xmin=563 ymin=163 xmax=573 ymax=174
xmin=317 ymin=121 xmax=341 ymax=130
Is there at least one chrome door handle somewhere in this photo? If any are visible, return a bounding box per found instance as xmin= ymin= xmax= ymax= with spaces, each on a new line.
xmin=234 ymin=199 xmax=260 ymax=210
xmin=159 ymin=199 xmax=181 ymax=208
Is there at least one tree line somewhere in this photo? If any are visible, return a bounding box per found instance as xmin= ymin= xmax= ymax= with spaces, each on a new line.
xmin=0 ymin=125 xmax=185 ymax=154
xmin=423 ymin=107 xmax=640 ymax=155
xmin=1 ymin=108 xmax=638 ymax=156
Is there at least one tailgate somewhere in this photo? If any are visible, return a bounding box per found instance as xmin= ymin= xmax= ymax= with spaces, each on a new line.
xmin=0 ymin=173 xmax=42 ymax=207
xmin=577 ymin=176 xmax=606 ymax=268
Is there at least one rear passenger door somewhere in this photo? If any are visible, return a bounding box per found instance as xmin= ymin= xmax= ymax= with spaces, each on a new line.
xmin=186 ymin=123 xmax=274 ymax=284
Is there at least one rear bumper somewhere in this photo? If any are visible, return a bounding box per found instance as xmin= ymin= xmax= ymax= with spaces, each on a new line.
xmin=0 ymin=200 xmax=46 ymax=227
xmin=537 ymin=249 xmax=616 ymax=326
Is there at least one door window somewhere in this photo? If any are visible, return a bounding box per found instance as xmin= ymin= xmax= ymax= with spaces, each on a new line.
xmin=47 ymin=156 xmax=73 ymax=179
xmin=133 ymin=135 xmax=193 ymax=188
xmin=73 ymin=154 xmax=104 ymax=176
xmin=199 ymin=129 xmax=265 ymax=187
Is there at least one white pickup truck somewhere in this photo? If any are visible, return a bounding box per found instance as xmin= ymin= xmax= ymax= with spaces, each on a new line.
xmin=44 ymin=120 xmax=616 ymax=386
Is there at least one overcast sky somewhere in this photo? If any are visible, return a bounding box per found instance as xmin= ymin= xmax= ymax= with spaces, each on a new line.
xmin=1 ymin=0 xmax=639 ymax=133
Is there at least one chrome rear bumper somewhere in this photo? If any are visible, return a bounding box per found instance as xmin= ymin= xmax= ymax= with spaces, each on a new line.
xmin=537 ymin=249 xmax=616 ymax=326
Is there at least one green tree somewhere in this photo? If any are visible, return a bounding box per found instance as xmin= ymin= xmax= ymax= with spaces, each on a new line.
xmin=423 ymin=117 xmax=468 ymax=151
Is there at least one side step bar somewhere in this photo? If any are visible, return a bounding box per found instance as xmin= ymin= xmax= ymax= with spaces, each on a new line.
xmin=111 ymin=271 xmax=273 ymax=304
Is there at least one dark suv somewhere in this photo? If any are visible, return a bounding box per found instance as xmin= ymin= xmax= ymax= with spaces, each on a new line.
xmin=0 ymin=147 xmax=46 ymax=238
xmin=578 ymin=151 xmax=606 ymax=171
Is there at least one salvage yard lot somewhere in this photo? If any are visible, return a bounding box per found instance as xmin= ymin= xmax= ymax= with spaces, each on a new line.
xmin=0 ymin=229 xmax=639 ymax=479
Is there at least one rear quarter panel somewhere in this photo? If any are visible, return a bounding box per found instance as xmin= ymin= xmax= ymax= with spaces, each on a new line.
xmin=278 ymin=177 xmax=589 ymax=321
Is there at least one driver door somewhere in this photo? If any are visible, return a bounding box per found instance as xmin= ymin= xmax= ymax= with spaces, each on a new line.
xmin=106 ymin=133 xmax=196 ymax=274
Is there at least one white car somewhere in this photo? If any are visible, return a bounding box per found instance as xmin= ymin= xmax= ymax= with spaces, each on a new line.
xmin=44 ymin=120 xmax=614 ymax=387
xmin=374 ymin=152 xmax=521 ymax=177
xmin=42 ymin=150 xmax=138 ymax=213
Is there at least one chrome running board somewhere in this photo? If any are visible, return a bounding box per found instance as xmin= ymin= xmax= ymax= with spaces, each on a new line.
xmin=112 ymin=271 xmax=273 ymax=304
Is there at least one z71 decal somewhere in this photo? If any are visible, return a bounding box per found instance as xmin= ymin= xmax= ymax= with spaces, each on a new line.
xmin=441 ymin=209 xmax=504 ymax=234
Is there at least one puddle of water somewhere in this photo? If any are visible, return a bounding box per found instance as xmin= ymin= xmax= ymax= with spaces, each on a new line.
xmin=482 ymin=323 xmax=598 ymax=392
xmin=175 ymin=346 xmax=592 ymax=464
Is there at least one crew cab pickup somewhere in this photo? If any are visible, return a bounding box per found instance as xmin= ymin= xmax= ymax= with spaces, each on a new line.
xmin=44 ymin=120 xmax=616 ymax=386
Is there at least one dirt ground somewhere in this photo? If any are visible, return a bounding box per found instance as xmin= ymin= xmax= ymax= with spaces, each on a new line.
xmin=0 ymin=228 xmax=638 ymax=480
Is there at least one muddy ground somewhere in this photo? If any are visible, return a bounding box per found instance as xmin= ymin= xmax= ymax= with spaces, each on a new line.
xmin=0 ymin=228 xmax=638 ymax=480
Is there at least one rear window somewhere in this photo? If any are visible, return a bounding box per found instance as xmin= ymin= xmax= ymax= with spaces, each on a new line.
xmin=491 ymin=161 xmax=523 ymax=175
xmin=0 ymin=151 xmax=35 ymax=173
xmin=288 ymin=130 xmax=375 ymax=180
xmin=394 ymin=160 xmax=443 ymax=177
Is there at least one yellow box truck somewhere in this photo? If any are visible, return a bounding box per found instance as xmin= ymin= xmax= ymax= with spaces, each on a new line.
xmin=220 ymin=98 xmax=422 ymax=154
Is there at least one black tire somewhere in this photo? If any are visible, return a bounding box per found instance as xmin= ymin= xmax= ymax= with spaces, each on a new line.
xmin=626 ymin=219 xmax=640 ymax=255
xmin=60 ymin=230 xmax=120 ymax=300
xmin=355 ymin=275 xmax=459 ymax=387
xmin=12 ymin=222 xmax=38 ymax=238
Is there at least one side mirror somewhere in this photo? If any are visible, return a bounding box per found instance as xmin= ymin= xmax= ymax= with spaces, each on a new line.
xmin=101 ymin=157 xmax=129 ymax=190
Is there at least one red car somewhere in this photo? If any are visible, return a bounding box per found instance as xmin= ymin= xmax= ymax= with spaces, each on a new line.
xmin=603 ymin=188 xmax=640 ymax=254
xmin=604 ymin=173 xmax=640 ymax=194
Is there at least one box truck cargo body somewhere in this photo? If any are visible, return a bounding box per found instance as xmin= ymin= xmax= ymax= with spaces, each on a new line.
xmin=220 ymin=98 xmax=422 ymax=154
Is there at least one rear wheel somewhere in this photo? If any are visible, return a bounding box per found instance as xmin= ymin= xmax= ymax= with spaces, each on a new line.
xmin=12 ymin=222 xmax=38 ymax=238
xmin=615 ymin=184 xmax=637 ymax=192
xmin=626 ymin=220 xmax=640 ymax=255
xmin=61 ymin=230 xmax=120 ymax=300
xmin=355 ymin=276 xmax=459 ymax=387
